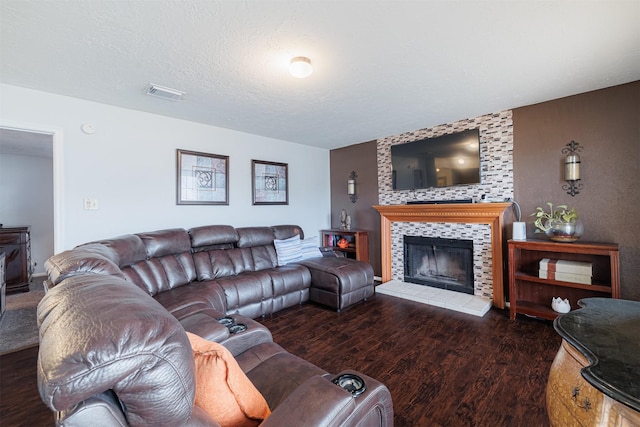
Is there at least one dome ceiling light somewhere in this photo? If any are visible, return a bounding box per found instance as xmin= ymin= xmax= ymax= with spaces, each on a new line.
xmin=289 ymin=57 xmax=313 ymax=78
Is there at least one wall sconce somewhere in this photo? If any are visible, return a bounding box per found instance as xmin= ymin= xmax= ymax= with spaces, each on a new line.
xmin=348 ymin=171 xmax=358 ymax=203
xmin=562 ymin=140 xmax=583 ymax=197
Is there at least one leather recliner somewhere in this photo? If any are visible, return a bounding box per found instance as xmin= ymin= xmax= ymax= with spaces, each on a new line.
xmin=38 ymin=274 xmax=394 ymax=426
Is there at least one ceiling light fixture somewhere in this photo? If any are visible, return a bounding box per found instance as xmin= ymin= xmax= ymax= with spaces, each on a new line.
xmin=289 ymin=57 xmax=313 ymax=78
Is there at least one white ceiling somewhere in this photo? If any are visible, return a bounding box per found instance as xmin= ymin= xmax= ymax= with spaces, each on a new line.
xmin=1 ymin=0 xmax=639 ymax=150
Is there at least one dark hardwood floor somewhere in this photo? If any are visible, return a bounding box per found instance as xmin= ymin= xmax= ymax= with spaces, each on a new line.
xmin=0 ymin=346 xmax=53 ymax=426
xmin=0 ymin=293 xmax=560 ymax=426
xmin=257 ymin=294 xmax=561 ymax=427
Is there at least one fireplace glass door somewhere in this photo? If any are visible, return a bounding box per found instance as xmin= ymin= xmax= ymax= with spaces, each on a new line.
xmin=403 ymin=236 xmax=474 ymax=295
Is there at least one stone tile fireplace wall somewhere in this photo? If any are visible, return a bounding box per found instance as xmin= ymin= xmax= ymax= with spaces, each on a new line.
xmin=377 ymin=111 xmax=514 ymax=301
xmin=377 ymin=110 xmax=514 ymax=203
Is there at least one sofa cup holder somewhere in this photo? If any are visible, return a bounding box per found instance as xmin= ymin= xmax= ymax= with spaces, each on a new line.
xmin=217 ymin=316 xmax=234 ymax=327
xmin=332 ymin=373 xmax=366 ymax=397
xmin=227 ymin=323 xmax=247 ymax=334
xmin=217 ymin=316 xmax=248 ymax=334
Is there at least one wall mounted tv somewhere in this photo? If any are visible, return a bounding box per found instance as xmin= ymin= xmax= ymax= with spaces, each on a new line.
xmin=391 ymin=128 xmax=481 ymax=190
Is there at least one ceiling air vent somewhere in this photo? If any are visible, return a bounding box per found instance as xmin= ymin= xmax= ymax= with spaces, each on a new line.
xmin=144 ymin=83 xmax=185 ymax=101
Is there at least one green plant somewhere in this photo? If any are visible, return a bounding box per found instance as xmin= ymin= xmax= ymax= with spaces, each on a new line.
xmin=531 ymin=203 xmax=579 ymax=233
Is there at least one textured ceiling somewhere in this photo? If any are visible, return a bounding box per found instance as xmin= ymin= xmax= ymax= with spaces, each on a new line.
xmin=1 ymin=1 xmax=639 ymax=150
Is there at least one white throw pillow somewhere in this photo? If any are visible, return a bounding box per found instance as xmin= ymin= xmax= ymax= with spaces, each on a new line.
xmin=273 ymin=235 xmax=303 ymax=266
xmin=300 ymin=236 xmax=323 ymax=260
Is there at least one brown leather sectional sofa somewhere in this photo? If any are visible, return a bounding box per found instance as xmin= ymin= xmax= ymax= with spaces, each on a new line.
xmin=37 ymin=224 xmax=394 ymax=426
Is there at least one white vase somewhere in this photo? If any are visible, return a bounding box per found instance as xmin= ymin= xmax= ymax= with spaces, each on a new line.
xmin=551 ymin=297 xmax=571 ymax=313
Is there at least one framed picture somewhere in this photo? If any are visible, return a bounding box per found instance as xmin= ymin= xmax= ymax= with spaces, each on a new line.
xmin=252 ymin=160 xmax=288 ymax=205
xmin=177 ymin=149 xmax=229 ymax=205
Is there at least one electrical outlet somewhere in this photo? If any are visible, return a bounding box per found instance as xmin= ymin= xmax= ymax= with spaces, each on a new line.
xmin=83 ymin=198 xmax=99 ymax=210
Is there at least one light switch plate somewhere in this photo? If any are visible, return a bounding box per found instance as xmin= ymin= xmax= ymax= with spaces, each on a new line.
xmin=83 ymin=198 xmax=99 ymax=210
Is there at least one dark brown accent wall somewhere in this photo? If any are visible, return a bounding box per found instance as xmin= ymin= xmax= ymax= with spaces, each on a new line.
xmin=330 ymin=140 xmax=381 ymax=276
xmin=513 ymin=81 xmax=640 ymax=300
xmin=330 ymin=81 xmax=639 ymax=300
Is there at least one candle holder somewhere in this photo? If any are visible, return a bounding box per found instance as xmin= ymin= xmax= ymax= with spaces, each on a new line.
xmin=562 ymin=141 xmax=583 ymax=197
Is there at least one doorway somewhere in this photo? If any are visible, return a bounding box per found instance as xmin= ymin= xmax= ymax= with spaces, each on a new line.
xmin=0 ymin=125 xmax=60 ymax=275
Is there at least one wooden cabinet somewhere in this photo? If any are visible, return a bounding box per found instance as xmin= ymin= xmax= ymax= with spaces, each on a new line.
xmin=321 ymin=229 xmax=369 ymax=263
xmin=0 ymin=226 xmax=32 ymax=293
xmin=508 ymin=239 xmax=619 ymax=321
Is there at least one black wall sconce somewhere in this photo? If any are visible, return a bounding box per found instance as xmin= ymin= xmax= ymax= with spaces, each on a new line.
xmin=562 ymin=141 xmax=583 ymax=197
xmin=348 ymin=171 xmax=358 ymax=203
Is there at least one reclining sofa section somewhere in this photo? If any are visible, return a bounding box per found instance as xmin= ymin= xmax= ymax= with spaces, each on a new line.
xmin=45 ymin=224 xmax=375 ymax=317
xmin=39 ymin=225 xmax=390 ymax=426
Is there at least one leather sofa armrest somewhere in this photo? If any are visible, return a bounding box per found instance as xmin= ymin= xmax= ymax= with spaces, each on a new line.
xmin=261 ymin=371 xmax=393 ymax=427
xmin=218 ymin=314 xmax=273 ymax=357
xmin=54 ymin=391 xmax=128 ymax=427
xmin=179 ymin=311 xmax=230 ymax=343
xmin=179 ymin=311 xmax=273 ymax=357
xmin=329 ymin=370 xmax=394 ymax=426
xmin=260 ymin=375 xmax=355 ymax=426
xmin=54 ymin=392 xmax=220 ymax=427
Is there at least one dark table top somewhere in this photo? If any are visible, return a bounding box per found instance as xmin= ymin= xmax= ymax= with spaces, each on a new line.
xmin=554 ymin=298 xmax=640 ymax=412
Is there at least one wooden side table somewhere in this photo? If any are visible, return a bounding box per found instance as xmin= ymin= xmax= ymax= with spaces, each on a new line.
xmin=320 ymin=229 xmax=369 ymax=263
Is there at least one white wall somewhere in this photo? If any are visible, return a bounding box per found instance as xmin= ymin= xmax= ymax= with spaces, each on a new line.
xmin=0 ymin=153 xmax=54 ymax=274
xmin=0 ymin=84 xmax=331 ymax=250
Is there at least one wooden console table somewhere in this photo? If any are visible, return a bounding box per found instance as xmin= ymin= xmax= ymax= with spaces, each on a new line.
xmin=547 ymin=298 xmax=640 ymax=426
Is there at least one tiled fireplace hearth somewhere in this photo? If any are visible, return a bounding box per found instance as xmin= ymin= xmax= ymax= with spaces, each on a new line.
xmin=373 ymin=203 xmax=511 ymax=309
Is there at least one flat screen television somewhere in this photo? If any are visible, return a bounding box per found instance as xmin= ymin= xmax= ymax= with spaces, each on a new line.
xmin=391 ymin=128 xmax=481 ymax=190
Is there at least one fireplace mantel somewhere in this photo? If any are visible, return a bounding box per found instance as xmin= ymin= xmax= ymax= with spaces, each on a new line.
xmin=373 ymin=202 xmax=512 ymax=309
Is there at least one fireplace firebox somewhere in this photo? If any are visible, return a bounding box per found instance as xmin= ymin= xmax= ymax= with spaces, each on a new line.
xmin=403 ymin=236 xmax=474 ymax=295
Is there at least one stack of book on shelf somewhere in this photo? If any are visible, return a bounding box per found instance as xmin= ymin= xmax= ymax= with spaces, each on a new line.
xmin=539 ymin=258 xmax=592 ymax=285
